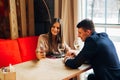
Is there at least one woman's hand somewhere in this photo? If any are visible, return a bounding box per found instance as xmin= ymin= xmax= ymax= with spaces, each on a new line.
xmin=36 ymin=51 xmax=46 ymax=60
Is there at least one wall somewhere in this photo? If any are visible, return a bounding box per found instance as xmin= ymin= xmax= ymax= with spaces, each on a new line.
xmin=34 ymin=0 xmax=54 ymax=35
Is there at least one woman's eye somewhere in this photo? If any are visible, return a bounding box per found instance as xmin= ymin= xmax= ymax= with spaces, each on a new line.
xmin=52 ymin=26 xmax=55 ymax=28
xmin=57 ymin=27 xmax=60 ymax=30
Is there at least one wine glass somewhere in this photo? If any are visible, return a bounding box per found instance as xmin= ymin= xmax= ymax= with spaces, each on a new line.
xmin=74 ymin=37 xmax=81 ymax=50
xmin=40 ymin=44 xmax=45 ymax=51
xmin=39 ymin=43 xmax=46 ymax=58
xmin=58 ymin=43 xmax=65 ymax=58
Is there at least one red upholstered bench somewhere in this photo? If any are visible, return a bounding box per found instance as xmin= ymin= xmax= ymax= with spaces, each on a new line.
xmin=0 ymin=36 xmax=38 ymax=68
xmin=0 ymin=39 xmax=22 ymax=68
xmin=17 ymin=36 xmax=38 ymax=62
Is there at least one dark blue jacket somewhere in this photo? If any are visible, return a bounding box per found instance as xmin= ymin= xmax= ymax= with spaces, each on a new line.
xmin=65 ymin=32 xmax=120 ymax=80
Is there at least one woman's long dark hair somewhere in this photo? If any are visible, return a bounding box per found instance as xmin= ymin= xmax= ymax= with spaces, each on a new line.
xmin=48 ymin=18 xmax=63 ymax=52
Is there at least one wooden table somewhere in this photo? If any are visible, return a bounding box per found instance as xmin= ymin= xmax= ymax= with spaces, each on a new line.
xmin=13 ymin=58 xmax=90 ymax=80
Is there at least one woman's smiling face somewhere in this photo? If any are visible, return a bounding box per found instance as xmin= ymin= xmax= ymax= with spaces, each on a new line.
xmin=51 ymin=22 xmax=60 ymax=36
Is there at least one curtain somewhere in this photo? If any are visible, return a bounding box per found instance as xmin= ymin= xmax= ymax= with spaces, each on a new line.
xmin=54 ymin=0 xmax=80 ymax=48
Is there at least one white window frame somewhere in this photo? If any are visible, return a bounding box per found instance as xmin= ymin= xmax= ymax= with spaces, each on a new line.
xmin=79 ymin=0 xmax=120 ymax=42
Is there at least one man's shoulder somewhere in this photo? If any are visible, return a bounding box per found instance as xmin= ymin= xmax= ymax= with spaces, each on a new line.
xmin=87 ymin=32 xmax=108 ymax=42
xmin=91 ymin=32 xmax=108 ymax=39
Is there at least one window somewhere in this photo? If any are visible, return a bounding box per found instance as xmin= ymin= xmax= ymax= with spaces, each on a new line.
xmin=79 ymin=0 xmax=120 ymax=42
xmin=78 ymin=0 xmax=120 ymax=67
xmin=84 ymin=0 xmax=120 ymax=24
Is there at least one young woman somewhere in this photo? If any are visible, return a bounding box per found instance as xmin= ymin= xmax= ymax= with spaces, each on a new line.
xmin=36 ymin=18 xmax=71 ymax=59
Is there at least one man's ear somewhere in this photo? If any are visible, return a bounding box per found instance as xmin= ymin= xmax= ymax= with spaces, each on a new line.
xmin=86 ymin=30 xmax=92 ymax=35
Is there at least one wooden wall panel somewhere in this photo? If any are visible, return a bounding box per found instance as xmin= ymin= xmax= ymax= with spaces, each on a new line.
xmin=28 ymin=0 xmax=34 ymax=36
xmin=20 ymin=0 xmax=27 ymax=37
xmin=9 ymin=0 xmax=18 ymax=39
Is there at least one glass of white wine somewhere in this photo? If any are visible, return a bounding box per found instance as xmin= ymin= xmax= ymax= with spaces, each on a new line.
xmin=58 ymin=43 xmax=65 ymax=58
xmin=39 ymin=43 xmax=46 ymax=58
xmin=74 ymin=37 xmax=81 ymax=50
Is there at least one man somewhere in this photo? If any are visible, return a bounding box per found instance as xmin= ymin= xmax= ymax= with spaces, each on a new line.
xmin=64 ymin=19 xmax=120 ymax=80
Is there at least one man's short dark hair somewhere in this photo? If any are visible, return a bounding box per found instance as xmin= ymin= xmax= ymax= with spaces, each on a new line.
xmin=77 ymin=19 xmax=95 ymax=32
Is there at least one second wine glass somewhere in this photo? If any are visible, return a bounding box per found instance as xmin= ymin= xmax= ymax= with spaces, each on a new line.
xmin=74 ymin=37 xmax=81 ymax=50
xmin=39 ymin=43 xmax=46 ymax=58
xmin=58 ymin=43 xmax=65 ymax=58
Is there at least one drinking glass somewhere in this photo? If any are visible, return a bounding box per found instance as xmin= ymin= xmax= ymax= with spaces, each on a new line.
xmin=74 ymin=37 xmax=81 ymax=50
xmin=39 ymin=43 xmax=46 ymax=58
xmin=58 ymin=43 xmax=65 ymax=58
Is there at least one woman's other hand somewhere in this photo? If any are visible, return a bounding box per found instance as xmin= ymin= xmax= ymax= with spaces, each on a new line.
xmin=36 ymin=51 xmax=46 ymax=60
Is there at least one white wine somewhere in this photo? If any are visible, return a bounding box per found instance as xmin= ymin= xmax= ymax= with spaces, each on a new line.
xmin=58 ymin=48 xmax=64 ymax=53
xmin=74 ymin=44 xmax=80 ymax=50
xmin=58 ymin=43 xmax=65 ymax=58
xmin=74 ymin=37 xmax=81 ymax=50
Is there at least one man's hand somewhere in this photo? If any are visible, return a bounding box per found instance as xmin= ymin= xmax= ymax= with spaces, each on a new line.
xmin=65 ymin=50 xmax=76 ymax=57
xmin=63 ymin=50 xmax=76 ymax=63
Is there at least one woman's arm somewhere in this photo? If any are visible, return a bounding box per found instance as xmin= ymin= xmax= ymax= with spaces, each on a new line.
xmin=36 ymin=35 xmax=47 ymax=59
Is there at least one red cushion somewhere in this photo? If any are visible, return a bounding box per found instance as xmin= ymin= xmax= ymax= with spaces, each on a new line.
xmin=0 ymin=39 xmax=4 ymax=41
xmin=0 ymin=40 xmax=22 ymax=68
xmin=17 ymin=36 xmax=38 ymax=62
